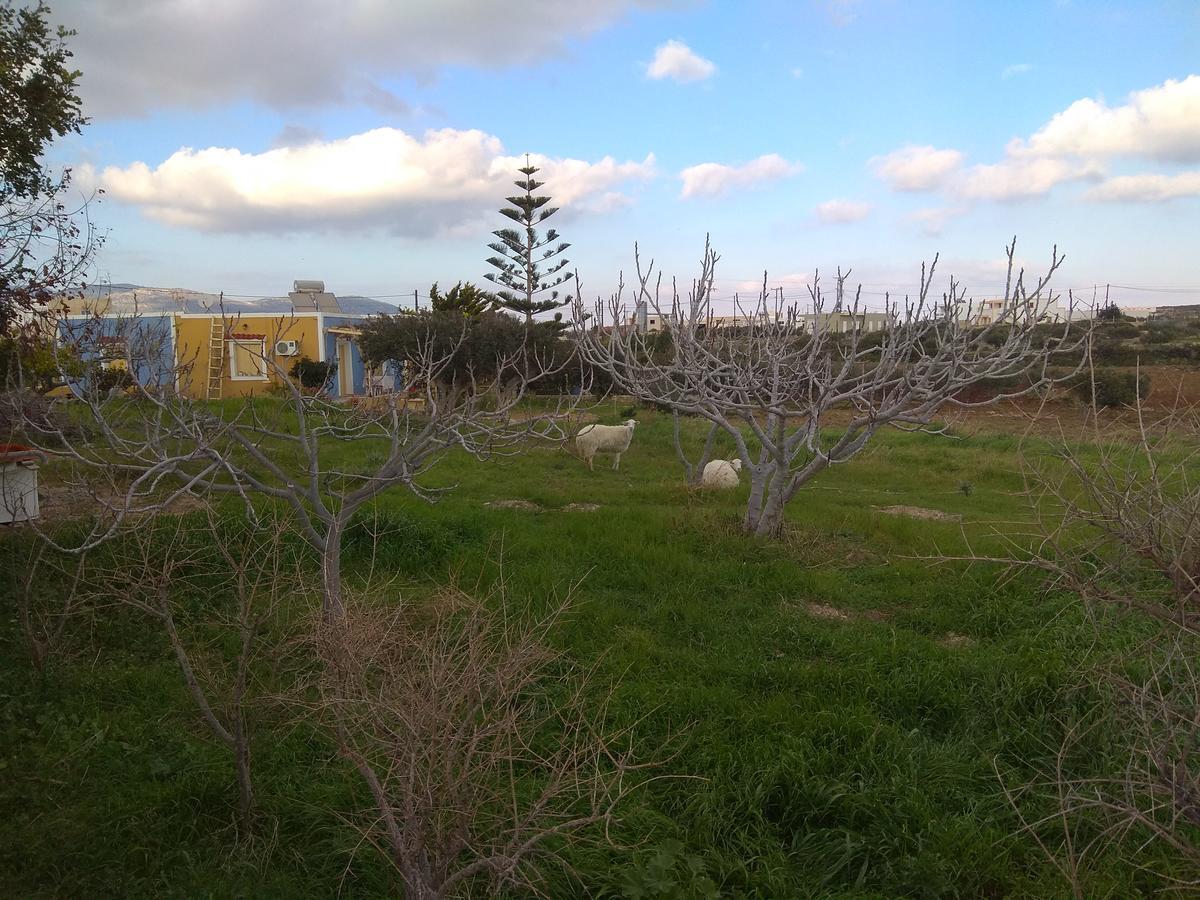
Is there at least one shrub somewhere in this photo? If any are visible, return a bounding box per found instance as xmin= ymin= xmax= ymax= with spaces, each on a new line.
xmin=91 ymin=366 xmax=134 ymax=394
xmin=1070 ymin=369 xmax=1150 ymax=408
xmin=289 ymin=357 xmax=335 ymax=389
xmin=1143 ymin=326 xmax=1178 ymax=345
xmin=1101 ymin=321 xmax=1140 ymax=340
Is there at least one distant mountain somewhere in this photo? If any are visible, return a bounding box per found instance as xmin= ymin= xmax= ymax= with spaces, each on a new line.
xmin=77 ymin=284 xmax=401 ymax=316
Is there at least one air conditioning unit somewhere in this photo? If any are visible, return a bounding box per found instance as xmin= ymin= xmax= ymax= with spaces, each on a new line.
xmin=275 ymin=339 xmax=299 ymax=356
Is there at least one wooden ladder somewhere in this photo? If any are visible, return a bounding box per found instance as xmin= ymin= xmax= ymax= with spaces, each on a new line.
xmin=206 ymin=317 xmax=225 ymax=400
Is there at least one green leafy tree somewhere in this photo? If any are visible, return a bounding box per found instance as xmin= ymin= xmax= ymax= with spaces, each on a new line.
xmin=483 ymin=156 xmax=573 ymax=323
xmin=1 ymin=1 xmax=86 ymax=198
xmin=0 ymin=2 xmax=99 ymax=334
xmin=429 ymin=281 xmax=497 ymax=317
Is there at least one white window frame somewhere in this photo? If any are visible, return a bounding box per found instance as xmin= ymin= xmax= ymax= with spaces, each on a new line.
xmin=228 ymin=338 xmax=269 ymax=381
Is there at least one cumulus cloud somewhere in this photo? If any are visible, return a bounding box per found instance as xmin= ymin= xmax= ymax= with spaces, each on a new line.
xmin=645 ymin=40 xmax=716 ymax=83
xmin=814 ymin=199 xmax=871 ymax=223
xmin=1086 ymin=171 xmax=1200 ymax=202
xmin=83 ymin=127 xmax=656 ymax=235
xmin=1014 ymin=75 xmax=1200 ymax=163
xmin=679 ymin=154 xmax=802 ymax=198
xmin=960 ymin=157 xmax=1103 ymax=201
xmin=50 ymin=0 xmax=681 ymax=117
xmin=869 ymin=145 xmax=964 ymax=192
xmin=870 ymin=75 xmax=1200 ymax=209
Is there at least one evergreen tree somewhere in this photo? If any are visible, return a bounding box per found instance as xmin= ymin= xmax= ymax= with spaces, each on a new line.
xmin=428 ymin=281 xmax=497 ymax=317
xmin=483 ymin=156 xmax=573 ymax=323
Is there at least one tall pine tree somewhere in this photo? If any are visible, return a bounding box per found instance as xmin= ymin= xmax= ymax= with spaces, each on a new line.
xmin=483 ymin=156 xmax=573 ymax=323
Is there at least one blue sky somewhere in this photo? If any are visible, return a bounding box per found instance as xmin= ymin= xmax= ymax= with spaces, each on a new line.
xmin=45 ymin=0 xmax=1200 ymax=313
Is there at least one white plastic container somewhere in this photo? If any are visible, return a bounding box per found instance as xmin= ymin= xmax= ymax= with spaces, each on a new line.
xmin=0 ymin=445 xmax=46 ymax=524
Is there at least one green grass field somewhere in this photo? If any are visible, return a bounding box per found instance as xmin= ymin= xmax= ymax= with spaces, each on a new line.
xmin=0 ymin=406 xmax=1171 ymax=897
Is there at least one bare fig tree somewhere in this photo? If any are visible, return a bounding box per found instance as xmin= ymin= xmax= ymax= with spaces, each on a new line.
xmin=25 ymin=310 xmax=568 ymax=617
xmin=307 ymin=576 xmax=650 ymax=898
xmin=574 ymin=238 xmax=1089 ymax=536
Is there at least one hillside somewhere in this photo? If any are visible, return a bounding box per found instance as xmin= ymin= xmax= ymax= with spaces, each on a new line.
xmin=76 ymin=284 xmax=401 ymax=316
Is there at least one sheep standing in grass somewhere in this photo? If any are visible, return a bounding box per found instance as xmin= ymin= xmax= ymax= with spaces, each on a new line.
xmin=576 ymin=419 xmax=637 ymax=471
xmin=701 ymin=458 xmax=742 ymax=489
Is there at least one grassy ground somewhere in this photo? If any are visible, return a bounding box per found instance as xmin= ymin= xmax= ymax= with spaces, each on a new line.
xmin=0 ymin=404 xmax=1171 ymax=897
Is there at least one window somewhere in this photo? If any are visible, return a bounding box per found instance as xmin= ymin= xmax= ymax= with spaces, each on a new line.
xmin=229 ymin=339 xmax=268 ymax=380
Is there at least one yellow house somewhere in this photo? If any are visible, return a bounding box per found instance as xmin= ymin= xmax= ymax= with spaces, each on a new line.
xmin=173 ymin=312 xmax=370 ymax=399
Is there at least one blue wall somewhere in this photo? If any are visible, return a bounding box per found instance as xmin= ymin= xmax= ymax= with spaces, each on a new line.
xmin=58 ymin=315 xmax=176 ymax=394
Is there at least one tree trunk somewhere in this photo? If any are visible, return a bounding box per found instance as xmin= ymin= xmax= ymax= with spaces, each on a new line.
xmin=743 ymin=463 xmax=771 ymax=533
xmin=743 ymin=461 xmax=790 ymax=537
xmin=321 ymin=523 xmax=345 ymax=619
xmin=234 ymin=728 xmax=253 ymax=827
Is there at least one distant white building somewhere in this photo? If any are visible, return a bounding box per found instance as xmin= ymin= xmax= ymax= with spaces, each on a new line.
xmin=800 ymin=310 xmax=893 ymax=334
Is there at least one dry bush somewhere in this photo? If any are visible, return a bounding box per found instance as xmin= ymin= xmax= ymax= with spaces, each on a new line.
xmin=307 ymin=580 xmax=651 ymax=898
xmin=14 ymin=541 xmax=88 ymax=672
xmin=86 ymin=509 xmax=307 ymax=827
xmin=958 ymin=402 xmax=1200 ymax=891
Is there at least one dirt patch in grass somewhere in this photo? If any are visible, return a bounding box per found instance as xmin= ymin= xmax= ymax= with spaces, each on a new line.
xmin=874 ymin=505 xmax=962 ymax=522
xmin=33 ymin=483 xmax=208 ymax=524
xmin=485 ymin=499 xmax=544 ymax=511
xmin=798 ymin=601 xmax=891 ymax=624
xmin=484 ymin=500 xmax=601 ymax=512
xmin=939 ymin=632 xmax=976 ymax=649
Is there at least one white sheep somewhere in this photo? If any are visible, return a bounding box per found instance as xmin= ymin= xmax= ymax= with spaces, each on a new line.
xmin=576 ymin=419 xmax=637 ymax=471
xmin=700 ymin=457 xmax=742 ymax=489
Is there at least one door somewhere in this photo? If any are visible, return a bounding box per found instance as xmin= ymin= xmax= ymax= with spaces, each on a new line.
xmin=337 ymin=338 xmax=353 ymax=396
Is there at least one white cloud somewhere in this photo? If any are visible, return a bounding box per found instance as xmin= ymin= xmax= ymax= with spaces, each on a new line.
xmin=870 ymin=145 xmax=965 ymax=192
xmin=679 ymin=154 xmax=803 ymax=198
xmin=51 ymin=0 xmax=681 ymax=117
xmin=646 ymin=39 xmax=716 ymax=83
xmin=1017 ymin=75 xmax=1200 ymax=163
xmin=1002 ymin=63 xmax=1033 ymax=79
xmin=84 ymin=127 xmax=656 ymax=235
xmin=814 ymin=199 xmax=871 ymax=223
xmin=959 ymin=156 xmax=1102 ymax=201
xmin=1086 ymin=171 xmax=1200 ymax=202
xmin=870 ymin=75 xmax=1200 ymax=207
xmin=908 ymin=206 xmax=966 ymax=237
xmin=790 ymin=67 xmax=804 ymax=79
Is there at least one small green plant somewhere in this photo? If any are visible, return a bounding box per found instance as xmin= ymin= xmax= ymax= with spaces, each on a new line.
xmin=959 ymin=481 xmax=974 ymax=497
xmin=620 ymin=840 xmax=720 ymax=900
xmin=1070 ymin=369 xmax=1150 ymax=408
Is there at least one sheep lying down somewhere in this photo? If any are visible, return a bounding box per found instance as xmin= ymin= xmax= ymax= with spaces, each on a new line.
xmin=701 ymin=458 xmax=742 ymax=489
xmin=576 ymin=419 xmax=637 ymax=471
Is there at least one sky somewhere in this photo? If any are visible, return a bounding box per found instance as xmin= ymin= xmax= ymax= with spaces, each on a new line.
xmin=41 ymin=0 xmax=1200 ymax=315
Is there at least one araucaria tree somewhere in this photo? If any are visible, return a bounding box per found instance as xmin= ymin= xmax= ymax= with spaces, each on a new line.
xmin=484 ymin=156 xmax=573 ymax=323
xmin=575 ymin=238 xmax=1090 ymax=537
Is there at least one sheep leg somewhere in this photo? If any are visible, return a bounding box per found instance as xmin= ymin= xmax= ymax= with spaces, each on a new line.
xmin=612 ymin=453 xmax=621 ymax=471
xmin=586 ymin=454 xmax=594 ymax=471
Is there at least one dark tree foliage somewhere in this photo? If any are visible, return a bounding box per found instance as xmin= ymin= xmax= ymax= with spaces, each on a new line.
xmin=0 ymin=3 xmax=99 ymax=336
xmin=483 ymin=156 xmax=573 ymax=323
xmin=429 ymin=280 xmax=497 ymax=317
xmin=289 ymin=357 xmax=335 ymax=390
xmin=1 ymin=1 xmax=86 ymax=199
xmin=1096 ymin=302 xmax=1123 ymax=323
xmin=357 ymin=310 xmax=571 ymax=398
